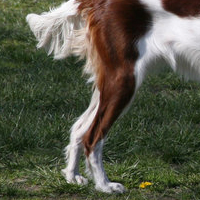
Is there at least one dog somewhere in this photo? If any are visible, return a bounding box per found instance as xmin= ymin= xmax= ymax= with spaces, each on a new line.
xmin=26 ymin=0 xmax=200 ymax=193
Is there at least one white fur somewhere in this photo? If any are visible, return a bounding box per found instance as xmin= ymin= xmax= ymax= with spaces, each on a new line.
xmin=27 ymin=0 xmax=200 ymax=194
xmin=88 ymin=140 xmax=126 ymax=193
xmin=26 ymin=0 xmax=86 ymax=59
xmin=139 ymin=0 xmax=163 ymax=12
xmin=135 ymin=3 xmax=200 ymax=89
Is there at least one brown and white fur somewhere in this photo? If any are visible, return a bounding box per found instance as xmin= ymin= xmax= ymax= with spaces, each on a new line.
xmin=26 ymin=0 xmax=200 ymax=193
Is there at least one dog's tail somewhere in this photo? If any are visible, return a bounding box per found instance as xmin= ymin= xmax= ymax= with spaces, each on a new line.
xmin=26 ymin=0 xmax=86 ymax=60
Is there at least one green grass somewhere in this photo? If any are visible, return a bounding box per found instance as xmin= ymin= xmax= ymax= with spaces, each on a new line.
xmin=1 ymin=0 xmax=200 ymax=199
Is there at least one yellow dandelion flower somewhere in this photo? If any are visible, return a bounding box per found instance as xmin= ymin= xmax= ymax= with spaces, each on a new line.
xmin=139 ymin=181 xmax=152 ymax=189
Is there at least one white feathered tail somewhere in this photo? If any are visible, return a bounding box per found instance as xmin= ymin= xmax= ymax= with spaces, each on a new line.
xmin=26 ymin=0 xmax=86 ymax=60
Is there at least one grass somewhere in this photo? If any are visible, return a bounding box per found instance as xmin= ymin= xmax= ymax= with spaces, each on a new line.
xmin=1 ymin=0 xmax=200 ymax=199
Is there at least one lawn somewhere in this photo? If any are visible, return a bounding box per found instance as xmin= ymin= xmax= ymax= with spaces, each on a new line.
xmin=1 ymin=0 xmax=200 ymax=199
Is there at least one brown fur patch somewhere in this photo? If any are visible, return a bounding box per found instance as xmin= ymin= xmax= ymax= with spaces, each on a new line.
xmin=162 ymin=0 xmax=200 ymax=17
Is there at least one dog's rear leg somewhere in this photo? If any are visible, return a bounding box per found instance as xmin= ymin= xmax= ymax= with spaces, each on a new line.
xmin=62 ymin=88 xmax=99 ymax=185
xmin=83 ymin=65 xmax=136 ymax=193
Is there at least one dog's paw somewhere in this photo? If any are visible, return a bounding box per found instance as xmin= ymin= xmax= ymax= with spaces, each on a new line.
xmin=61 ymin=169 xmax=88 ymax=185
xmin=96 ymin=182 xmax=126 ymax=193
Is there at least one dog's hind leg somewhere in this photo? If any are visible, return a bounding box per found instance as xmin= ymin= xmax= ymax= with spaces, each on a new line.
xmin=62 ymin=88 xmax=99 ymax=185
xmin=83 ymin=64 xmax=136 ymax=193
